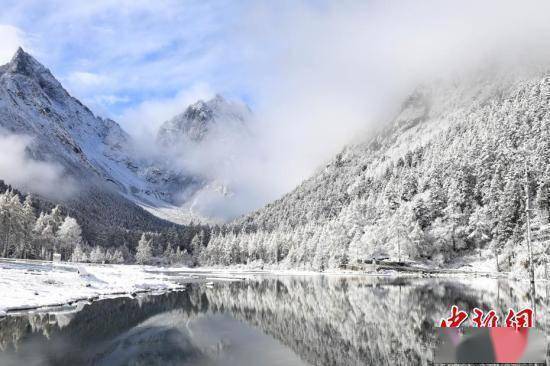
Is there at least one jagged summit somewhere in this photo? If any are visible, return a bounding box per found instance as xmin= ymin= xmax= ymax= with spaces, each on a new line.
xmin=5 ymin=48 xmax=48 ymax=77
xmin=10 ymin=47 xmax=38 ymax=67
xmin=1 ymin=47 xmax=66 ymax=102
xmin=157 ymin=94 xmax=251 ymax=145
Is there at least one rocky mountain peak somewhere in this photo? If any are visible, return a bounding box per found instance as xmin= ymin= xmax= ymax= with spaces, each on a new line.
xmin=182 ymin=94 xmax=237 ymax=122
xmin=157 ymin=94 xmax=251 ymax=145
xmin=7 ymin=48 xmax=47 ymax=77
xmin=2 ymin=47 xmax=66 ymax=102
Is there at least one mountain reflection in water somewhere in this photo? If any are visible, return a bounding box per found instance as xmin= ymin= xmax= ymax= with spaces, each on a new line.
xmin=0 ymin=275 xmax=547 ymax=366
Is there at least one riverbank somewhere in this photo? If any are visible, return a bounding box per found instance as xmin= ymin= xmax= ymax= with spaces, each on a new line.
xmin=1 ymin=257 xmax=546 ymax=317
xmin=0 ymin=259 xmax=242 ymax=316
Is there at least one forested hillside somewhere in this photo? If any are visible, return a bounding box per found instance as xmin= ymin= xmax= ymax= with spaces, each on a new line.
xmin=201 ymin=71 xmax=550 ymax=272
xmin=0 ymin=180 xmax=210 ymax=264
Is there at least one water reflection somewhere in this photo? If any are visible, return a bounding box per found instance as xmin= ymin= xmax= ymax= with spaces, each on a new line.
xmin=0 ymin=276 xmax=547 ymax=366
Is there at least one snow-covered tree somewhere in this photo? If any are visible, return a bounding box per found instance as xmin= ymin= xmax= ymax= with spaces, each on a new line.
xmin=89 ymin=246 xmax=106 ymax=263
xmin=110 ymin=249 xmax=125 ymax=264
xmin=0 ymin=190 xmax=22 ymax=257
xmin=34 ymin=214 xmax=56 ymax=260
xmin=135 ymin=233 xmax=153 ymax=265
xmin=190 ymin=234 xmax=202 ymax=265
xmin=0 ymin=189 xmax=85 ymax=261
xmin=19 ymin=195 xmax=36 ymax=259
xmin=163 ymin=242 xmax=175 ymax=263
xmin=56 ymin=216 xmax=82 ymax=260
xmin=71 ymin=243 xmax=88 ymax=263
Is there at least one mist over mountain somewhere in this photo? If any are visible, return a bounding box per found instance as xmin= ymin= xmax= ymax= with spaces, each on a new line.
xmin=0 ymin=48 xmax=230 ymax=246
xmin=158 ymin=94 xmax=251 ymax=145
xmin=154 ymin=94 xmax=255 ymax=220
xmin=202 ymin=68 xmax=550 ymax=272
xmin=155 ymin=94 xmax=269 ymax=221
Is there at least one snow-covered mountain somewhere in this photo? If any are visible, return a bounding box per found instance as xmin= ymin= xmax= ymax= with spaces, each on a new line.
xmin=157 ymin=94 xmax=251 ymax=146
xmin=202 ymin=69 xmax=550 ymax=271
xmin=0 ymin=48 xmax=224 ymax=243
xmin=0 ymin=48 xmax=188 ymax=199
xmin=6 ymin=47 xmax=549 ymax=271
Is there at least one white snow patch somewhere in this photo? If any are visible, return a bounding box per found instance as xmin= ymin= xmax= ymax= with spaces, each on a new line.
xmin=0 ymin=259 xmax=187 ymax=313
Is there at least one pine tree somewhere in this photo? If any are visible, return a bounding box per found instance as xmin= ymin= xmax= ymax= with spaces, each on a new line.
xmin=111 ymin=249 xmax=125 ymax=264
xmin=49 ymin=205 xmax=64 ymax=232
xmin=0 ymin=190 xmax=19 ymax=258
xmin=407 ymin=222 xmax=426 ymax=259
xmin=90 ymin=246 xmax=105 ymax=263
xmin=20 ymin=195 xmax=36 ymax=259
xmin=36 ymin=220 xmax=56 ymax=260
xmin=6 ymin=192 xmax=25 ymax=258
xmin=468 ymin=205 xmax=492 ymax=257
xmin=163 ymin=242 xmax=175 ymax=264
xmin=135 ymin=233 xmax=153 ymax=265
xmin=190 ymin=234 xmax=202 ymax=265
xmin=71 ymin=243 xmax=88 ymax=263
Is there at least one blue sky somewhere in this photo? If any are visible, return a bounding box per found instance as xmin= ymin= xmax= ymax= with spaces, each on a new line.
xmin=0 ymin=0 xmax=268 ymax=131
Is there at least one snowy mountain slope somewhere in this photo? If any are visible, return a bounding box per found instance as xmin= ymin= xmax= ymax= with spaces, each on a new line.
xmin=0 ymin=48 xmax=182 ymax=198
xmin=208 ymin=69 xmax=550 ymax=271
xmin=0 ymin=48 xmax=257 ymax=233
xmin=237 ymin=74 xmax=526 ymax=228
xmin=0 ymin=48 xmax=206 ymax=243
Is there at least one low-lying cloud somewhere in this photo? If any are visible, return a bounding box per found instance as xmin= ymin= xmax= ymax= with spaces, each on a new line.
xmin=0 ymin=132 xmax=75 ymax=199
xmin=161 ymin=0 xmax=550 ymax=219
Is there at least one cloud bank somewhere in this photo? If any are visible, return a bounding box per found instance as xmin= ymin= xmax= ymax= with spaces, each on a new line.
xmin=173 ymin=0 xmax=550 ymax=219
xmin=0 ymin=133 xmax=75 ymax=199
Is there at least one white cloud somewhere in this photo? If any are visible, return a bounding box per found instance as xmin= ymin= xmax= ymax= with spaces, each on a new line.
xmin=0 ymin=0 xmax=244 ymax=117
xmin=94 ymin=94 xmax=130 ymax=106
xmin=67 ymin=71 xmax=107 ymax=87
xmin=238 ymin=0 xmax=550 ymax=192
xmin=0 ymin=132 xmax=75 ymax=199
xmin=0 ymin=24 xmax=25 ymax=64
xmin=163 ymin=0 xmax=550 ymax=219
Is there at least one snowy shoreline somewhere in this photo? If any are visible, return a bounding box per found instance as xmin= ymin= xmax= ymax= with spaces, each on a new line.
xmin=0 ymin=259 xmax=243 ymax=316
xmin=1 ymin=258 xmax=544 ymax=317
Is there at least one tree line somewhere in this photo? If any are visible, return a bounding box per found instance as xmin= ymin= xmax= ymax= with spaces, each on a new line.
xmin=0 ymin=182 xmax=212 ymax=265
xmin=0 ymin=189 xmax=83 ymax=261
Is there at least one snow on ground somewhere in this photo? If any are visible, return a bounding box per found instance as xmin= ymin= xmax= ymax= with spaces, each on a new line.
xmin=0 ymin=259 xmax=369 ymax=317
xmin=0 ymin=259 xmax=239 ymax=316
xmin=133 ymin=195 xmax=218 ymax=226
xmin=1 ymin=256 xmax=543 ymax=317
xmin=446 ymin=248 xmax=499 ymax=273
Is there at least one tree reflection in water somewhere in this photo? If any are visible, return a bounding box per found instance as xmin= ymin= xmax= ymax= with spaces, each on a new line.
xmin=0 ymin=276 xmax=545 ymax=366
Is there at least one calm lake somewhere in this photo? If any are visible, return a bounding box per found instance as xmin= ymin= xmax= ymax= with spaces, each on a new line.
xmin=0 ymin=274 xmax=547 ymax=366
